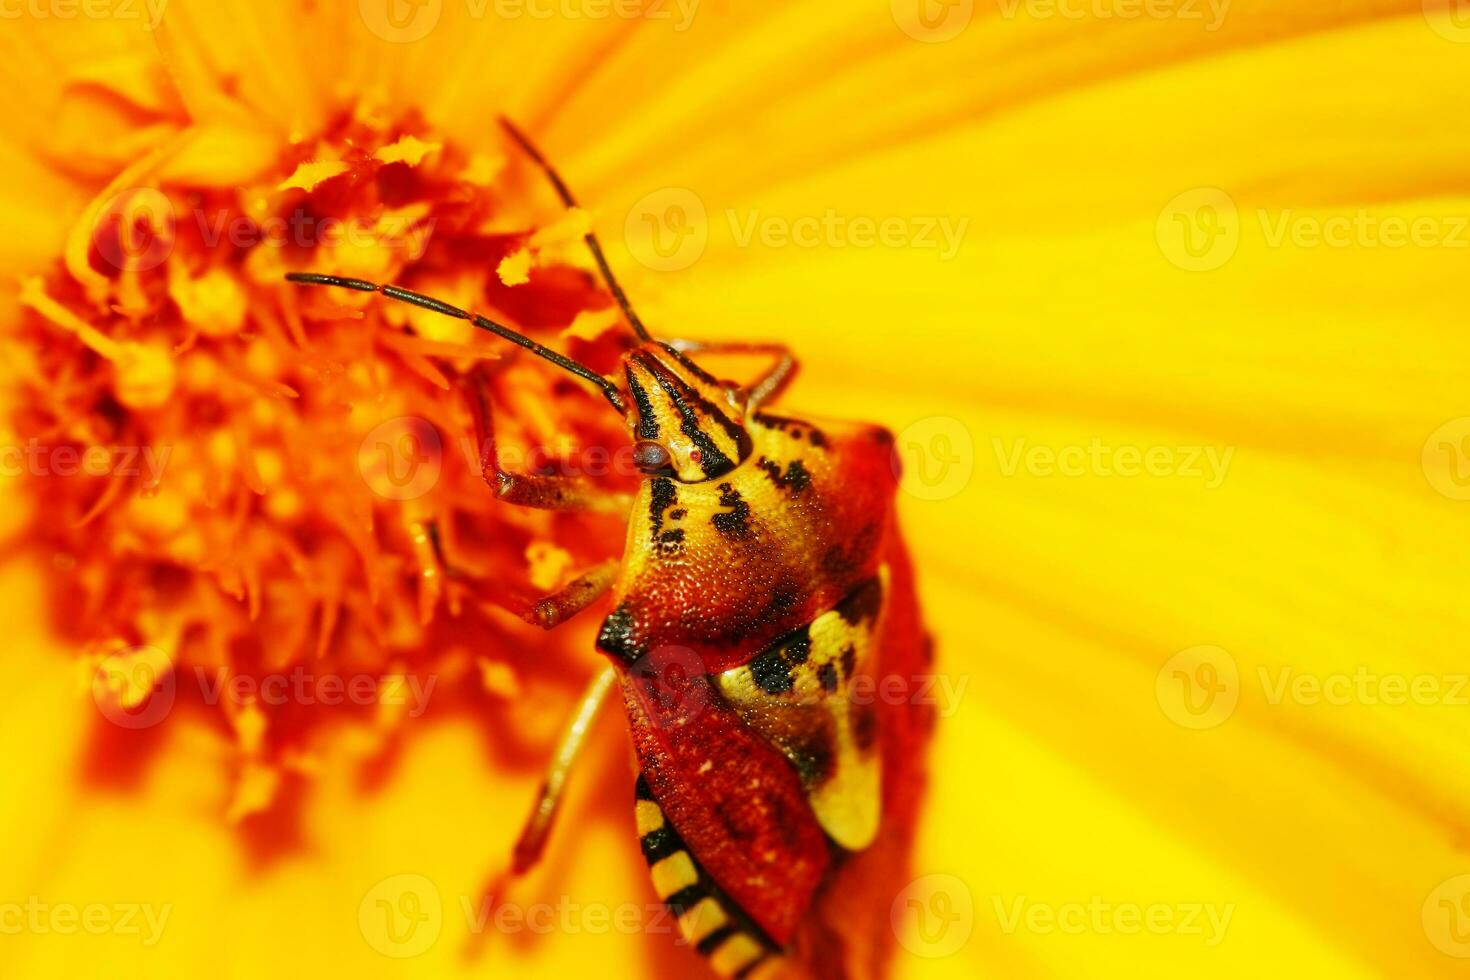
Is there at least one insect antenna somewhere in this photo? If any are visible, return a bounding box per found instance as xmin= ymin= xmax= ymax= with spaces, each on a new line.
xmin=499 ymin=117 xmax=654 ymax=344
xmin=284 ymin=272 xmax=627 ymax=412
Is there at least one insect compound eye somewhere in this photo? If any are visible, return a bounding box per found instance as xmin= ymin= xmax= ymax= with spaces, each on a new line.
xmin=632 ymin=440 xmax=673 ymax=474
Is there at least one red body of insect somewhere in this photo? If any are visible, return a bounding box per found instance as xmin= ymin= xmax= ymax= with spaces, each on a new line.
xmin=288 ymin=119 xmax=934 ymax=980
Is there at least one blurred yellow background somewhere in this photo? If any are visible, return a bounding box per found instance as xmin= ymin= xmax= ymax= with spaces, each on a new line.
xmin=3 ymin=1 xmax=1470 ymax=978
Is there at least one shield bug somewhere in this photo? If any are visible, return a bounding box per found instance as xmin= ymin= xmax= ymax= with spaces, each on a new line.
xmin=288 ymin=119 xmax=934 ymax=978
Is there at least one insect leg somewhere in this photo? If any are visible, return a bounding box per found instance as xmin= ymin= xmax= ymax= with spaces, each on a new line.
xmin=508 ymin=665 xmax=618 ymax=874
xmin=463 ymin=367 xmax=631 ymax=514
xmin=522 ymin=558 xmax=619 ymax=630
xmin=666 ymin=340 xmax=798 ymax=410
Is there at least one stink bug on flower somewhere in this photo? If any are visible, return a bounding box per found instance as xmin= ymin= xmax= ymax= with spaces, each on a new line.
xmin=289 ymin=119 xmax=935 ymax=980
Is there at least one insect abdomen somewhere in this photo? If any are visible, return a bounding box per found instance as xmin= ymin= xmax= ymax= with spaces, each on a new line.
xmin=635 ymin=776 xmax=783 ymax=979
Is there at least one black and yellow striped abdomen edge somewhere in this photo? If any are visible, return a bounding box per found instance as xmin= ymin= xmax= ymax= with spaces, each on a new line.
xmin=635 ymin=776 xmax=784 ymax=979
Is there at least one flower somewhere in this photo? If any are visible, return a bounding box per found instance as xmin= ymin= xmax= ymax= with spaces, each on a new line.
xmin=2 ymin=3 xmax=1469 ymax=980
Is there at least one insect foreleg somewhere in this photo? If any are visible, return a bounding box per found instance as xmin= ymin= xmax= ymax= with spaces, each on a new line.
xmin=463 ymin=368 xmax=630 ymax=514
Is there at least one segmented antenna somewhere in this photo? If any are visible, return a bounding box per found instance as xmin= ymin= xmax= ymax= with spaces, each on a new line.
xmin=284 ymin=272 xmax=627 ymax=412
xmin=499 ymin=117 xmax=653 ymax=344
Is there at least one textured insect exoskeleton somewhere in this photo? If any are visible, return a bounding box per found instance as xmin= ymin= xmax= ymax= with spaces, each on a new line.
xmin=289 ymin=120 xmax=933 ymax=980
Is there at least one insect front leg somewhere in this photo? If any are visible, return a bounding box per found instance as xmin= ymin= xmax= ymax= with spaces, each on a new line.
xmin=666 ymin=339 xmax=798 ymax=409
xmin=523 ymin=557 xmax=619 ymax=630
xmin=463 ymin=367 xmax=631 ymax=514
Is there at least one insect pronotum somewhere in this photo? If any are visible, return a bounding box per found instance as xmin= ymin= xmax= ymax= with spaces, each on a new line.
xmin=288 ymin=118 xmax=933 ymax=980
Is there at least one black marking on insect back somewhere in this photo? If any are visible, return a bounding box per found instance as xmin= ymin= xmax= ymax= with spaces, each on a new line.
xmin=754 ymin=412 xmax=827 ymax=448
xmin=840 ymin=644 xmax=857 ymax=680
xmin=649 ymin=477 xmax=677 ymax=537
xmin=788 ymin=727 xmax=837 ymax=784
xmin=656 ymin=528 xmax=686 ymax=557
xmin=669 ymin=507 xmax=687 ymax=521
xmin=817 ymin=662 xmax=839 ymax=693
xmin=852 ymin=703 xmax=879 ymax=752
xmin=747 ymin=624 xmax=812 ymax=695
xmin=712 ymin=483 xmax=754 ymax=541
xmin=837 ymin=577 xmax=882 ymax=625
xmin=750 ymin=649 xmax=795 ymax=695
xmin=635 ymin=774 xmax=655 ymax=801
xmin=756 ymin=456 xmax=811 ymax=495
xmin=597 ymin=606 xmax=644 ymax=665
xmin=628 ymin=373 xmax=660 ymax=441
xmin=786 ymin=631 xmax=811 ymax=667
